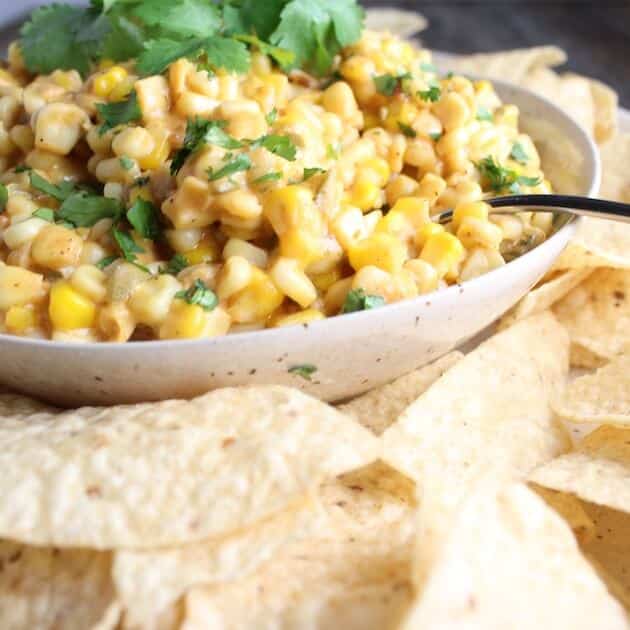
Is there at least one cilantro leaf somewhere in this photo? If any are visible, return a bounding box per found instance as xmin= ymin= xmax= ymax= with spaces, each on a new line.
xmin=57 ymin=192 xmax=124 ymax=227
xmin=133 ymin=0 xmax=221 ymax=38
xmin=398 ymin=122 xmax=416 ymax=138
xmin=476 ymin=156 xmax=541 ymax=193
xmin=112 ymin=227 xmax=144 ymax=262
xmin=517 ymin=175 xmax=542 ymax=187
xmin=418 ymin=84 xmax=441 ymax=102
xmin=270 ymin=0 xmax=364 ymax=76
xmin=234 ymin=34 xmax=295 ymax=69
xmin=253 ymin=171 xmax=283 ymax=184
xmin=250 ymin=135 xmax=297 ymax=161
xmin=476 ymin=106 xmax=493 ymax=122
xmin=202 ymin=36 xmax=250 ymax=75
xmin=175 ymin=279 xmax=218 ymax=311
xmin=32 ymin=208 xmax=55 ymax=222
xmin=136 ymin=38 xmax=205 ymax=76
xmin=207 ymin=154 xmax=252 ymax=181
xmin=429 ymin=131 xmax=442 ymax=141
xmin=96 ymin=255 xmax=119 ymax=270
xmin=14 ymin=165 xmax=31 ymax=174
xmin=119 ymin=157 xmax=134 ymax=171
xmin=342 ymin=288 xmax=385 ymax=313
xmin=171 ymin=118 xmax=244 ymax=175
xmin=224 ymin=0 xmax=287 ymax=40
xmin=29 ymin=172 xmax=75 ymax=201
xmin=374 ymin=72 xmax=410 ymax=96
xmin=0 ymin=184 xmax=7 ymax=212
xmin=288 ymin=364 xmax=317 ymax=380
xmin=301 ymin=167 xmax=327 ymax=182
xmin=127 ymin=198 xmax=161 ymax=240
xmin=161 ymin=253 xmax=189 ymax=275
xmin=20 ymin=4 xmax=100 ymax=76
xmin=266 ymin=108 xmax=278 ymax=126
xmin=96 ymin=90 xmax=141 ymax=135
xmin=420 ymin=62 xmax=437 ymax=73
xmin=100 ymin=14 xmax=146 ymax=62
xmin=510 ymin=142 xmax=529 ymax=164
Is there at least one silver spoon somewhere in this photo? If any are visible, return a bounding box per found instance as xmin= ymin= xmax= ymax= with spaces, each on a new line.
xmin=432 ymin=194 xmax=630 ymax=224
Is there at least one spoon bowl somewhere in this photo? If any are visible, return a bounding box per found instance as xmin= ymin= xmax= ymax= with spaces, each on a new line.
xmin=0 ymin=80 xmax=601 ymax=407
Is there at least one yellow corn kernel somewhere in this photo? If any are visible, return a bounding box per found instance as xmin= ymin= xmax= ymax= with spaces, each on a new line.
xmin=420 ymin=232 xmax=465 ymax=276
xmin=359 ymin=157 xmax=391 ymax=187
xmin=384 ymin=101 xmax=418 ymax=133
xmin=390 ymin=197 xmax=431 ymax=229
xmin=374 ymin=211 xmax=414 ymax=242
xmin=348 ymin=177 xmax=382 ymax=212
xmin=273 ymin=309 xmax=325 ymax=328
xmin=310 ymin=267 xmax=342 ymax=293
xmin=263 ymin=186 xmax=323 ymax=236
xmin=138 ymin=127 xmax=170 ymax=170
xmin=129 ymin=185 xmax=154 ymax=204
xmin=363 ymin=113 xmax=381 ymax=129
xmin=279 ymin=228 xmax=322 ymax=268
xmin=5 ymin=305 xmax=37 ymax=334
xmin=456 ymin=216 xmax=503 ymax=251
xmin=184 ymin=236 xmax=220 ymax=265
xmin=349 ymin=233 xmax=407 ymax=274
xmin=49 ymin=281 xmax=96 ymax=331
xmin=216 ymin=256 xmax=253 ymax=301
xmin=415 ymin=222 xmax=444 ymax=249
xmin=229 ymin=269 xmax=284 ymax=324
xmin=93 ymin=66 xmax=128 ymax=98
xmin=452 ymin=201 xmax=490 ymax=231
xmin=160 ymin=302 xmax=230 ymax=340
xmin=109 ymin=76 xmax=136 ymax=102
xmin=269 ymin=257 xmax=318 ymax=309
xmin=404 ymin=259 xmax=439 ymax=294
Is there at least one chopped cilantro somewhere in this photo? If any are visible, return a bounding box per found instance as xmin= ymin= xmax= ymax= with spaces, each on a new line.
xmin=57 ymin=192 xmax=124 ymax=227
xmin=420 ymin=62 xmax=437 ymax=73
xmin=171 ymin=118 xmax=244 ymax=175
xmin=265 ymin=107 xmax=278 ymax=126
xmin=234 ymin=34 xmax=295 ymax=68
xmin=253 ymin=171 xmax=283 ymax=184
xmin=429 ymin=131 xmax=442 ymax=141
xmin=126 ymin=198 xmax=161 ymax=240
xmin=342 ymin=288 xmax=385 ymax=313
xmin=250 ymin=134 xmax=297 ymax=161
xmin=207 ymin=154 xmax=252 ymax=181
xmin=132 ymin=0 xmax=222 ymax=39
xmin=476 ymin=106 xmax=493 ymax=122
xmin=134 ymin=176 xmax=151 ymax=187
xmin=96 ymin=255 xmax=119 ymax=270
xmin=0 ymin=184 xmax=7 ymax=212
xmin=288 ymin=364 xmax=317 ymax=380
xmin=398 ymin=122 xmax=416 ymax=138
xmin=161 ymin=253 xmax=189 ymax=275
xmin=96 ymin=90 xmax=141 ymax=136
xmin=301 ymin=167 xmax=327 ymax=182
xmin=119 ymin=156 xmax=134 ymax=170
xmin=112 ymin=227 xmax=144 ymax=263
xmin=326 ymin=143 xmax=340 ymax=160
xmin=418 ymin=84 xmax=441 ymax=102
xmin=476 ymin=156 xmax=541 ymax=193
xmin=175 ymin=279 xmax=218 ymax=311
xmin=32 ymin=208 xmax=55 ymax=222
xmin=374 ymin=72 xmax=411 ymax=96
xmin=14 ymin=165 xmax=31 ymax=174
xmin=29 ymin=172 xmax=75 ymax=202
xmin=510 ymin=142 xmax=529 ymax=164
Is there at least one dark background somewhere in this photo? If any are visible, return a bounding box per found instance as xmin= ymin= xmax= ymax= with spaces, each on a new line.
xmin=1 ymin=1 xmax=629 ymax=107
xmin=364 ymin=1 xmax=630 ymax=108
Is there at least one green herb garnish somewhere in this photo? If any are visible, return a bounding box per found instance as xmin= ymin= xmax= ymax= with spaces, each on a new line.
xmin=288 ymin=364 xmax=317 ymax=380
xmin=161 ymin=253 xmax=189 ymax=275
xmin=510 ymin=142 xmax=529 ymax=164
xmin=32 ymin=208 xmax=55 ymax=222
xmin=175 ymin=279 xmax=218 ymax=311
xmin=265 ymin=107 xmax=278 ymax=126
xmin=428 ymin=131 xmax=442 ymax=141
xmin=476 ymin=156 xmax=541 ymax=193
xmin=420 ymin=62 xmax=437 ymax=73
xmin=119 ymin=156 xmax=134 ymax=170
xmin=0 ymin=184 xmax=7 ymax=212
xmin=476 ymin=106 xmax=493 ymax=122
xmin=95 ymin=255 xmax=119 ymax=270
xmin=301 ymin=167 xmax=327 ymax=182
xmin=29 ymin=172 xmax=75 ymax=201
xmin=112 ymin=227 xmax=144 ymax=263
xmin=126 ymin=198 xmax=161 ymax=240
xmin=418 ymin=84 xmax=441 ymax=102
xmin=207 ymin=154 xmax=252 ymax=181
xmin=398 ymin=122 xmax=416 ymax=138
xmin=250 ymin=134 xmax=297 ymax=161
xmin=374 ymin=72 xmax=411 ymax=96
xmin=253 ymin=171 xmax=283 ymax=184
xmin=96 ymin=90 xmax=141 ymax=136
xmin=342 ymin=288 xmax=385 ymax=313
xmin=14 ymin=165 xmax=31 ymax=174
xmin=57 ymin=192 xmax=124 ymax=227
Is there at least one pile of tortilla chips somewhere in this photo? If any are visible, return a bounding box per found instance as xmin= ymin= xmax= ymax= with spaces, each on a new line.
xmin=2 ymin=10 xmax=630 ymax=629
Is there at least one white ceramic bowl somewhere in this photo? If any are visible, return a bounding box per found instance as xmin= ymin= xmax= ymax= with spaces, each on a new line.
xmin=0 ymin=80 xmax=600 ymax=406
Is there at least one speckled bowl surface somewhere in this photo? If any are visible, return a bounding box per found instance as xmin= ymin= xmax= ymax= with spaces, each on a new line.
xmin=0 ymin=80 xmax=600 ymax=406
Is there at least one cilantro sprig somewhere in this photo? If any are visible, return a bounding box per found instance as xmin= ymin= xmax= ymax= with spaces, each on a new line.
xmin=96 ymin=90 xmax=141 ymax=136
xmin=175 ymin=279 xmax=218 ymax=311
xmin=374 ymin=72 xmax=411 ymax=97
xmin=476 ymin=156 xmax=541 ymax=193
xmin=342 ymin=288 xmax=385 ymax=313
xmin=19 ymin=0 xmax=365 ymax=78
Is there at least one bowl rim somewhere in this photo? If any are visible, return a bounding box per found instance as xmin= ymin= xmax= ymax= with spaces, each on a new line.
xmin=0 ymin=80 xmax=601 ymax=353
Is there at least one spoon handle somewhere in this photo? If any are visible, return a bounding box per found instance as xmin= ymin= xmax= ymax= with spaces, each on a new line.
xmin=487 ymin=194 xmax=630 ymax=223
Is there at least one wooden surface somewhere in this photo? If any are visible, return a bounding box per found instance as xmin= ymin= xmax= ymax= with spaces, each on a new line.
xmin=365 ymin=1 xmax=630 ymax=107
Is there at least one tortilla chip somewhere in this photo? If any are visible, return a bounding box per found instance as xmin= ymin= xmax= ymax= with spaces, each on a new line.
xmin=0 ymin=386 xmax=379 ymax=549
xmin=601 ymin=133 xmax=630 ymax=204
xmin=570 ymin=342 xmax=609 ymax=369
xmin=180 ymin=461 xmax=417 ymax=630
xmin=531 ymin=484 xmax=595 ymax=545
xmin=442 ymin=47 xmax=567 ymax=83
xmin=582 ymin=501 xmax=630 ymax=612
xmin=0 ymin=541 xmax=118 ymax=630
xmin=553 ymin=355 xmax=630 ymax=424
xmin=365 ymin=9 xmax=427 ymax=39
xmin=553 ymin=268 xmax=630 ymax=364
xmin=113 ymin=499 xmax=316 ymax=628
xmin=0 ymin=392 xmax=56 ymax=418
xmin=498 ymin=269 xmax=593 ymax=329
xmin=339 ymin=352 xmax=463 ymax=435
xmin=397 ymin=481 xmax=628 ymax=629
xmin=383 ymin=312 xmax=570 ymax=487
xmin=530 ymin=425 xmax=630 ymax=515
xmin=587 ymin=77 xmax=619 ymax=144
